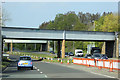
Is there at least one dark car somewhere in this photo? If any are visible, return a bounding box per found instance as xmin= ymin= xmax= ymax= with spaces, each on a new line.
xmin=68 ymin=52 xmax=74 ymax=56
xmin=84 ymin=54 xmax=92 ymax=59
xmin=101 ymin=54 xmax=108 ymax=59
xmin=91 ymin=53 xmax=101 ymax=59
xmin=91 ymin=47 xmax=101 ymax=55
xmin=50 ymin=51 xmax=55 ymax=54
xmin=65 ymin=52 xmax=69 ymax=57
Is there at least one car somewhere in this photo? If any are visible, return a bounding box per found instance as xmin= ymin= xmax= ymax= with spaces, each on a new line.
xmin=17 ymin=56 xmax=33 ymax=70
xmin=65 ymin=52 xmax=69 ymax=57
xmin=91 ymin=47 xmax=101 ymax=55
xmin=75 ymin=49 xmax=84 ymax=57
xmin=68 ymin=52 xmax=74 ymax=56
xmin=101 ymin=54 xmax=108 ymax=59
xmin=84 ymin=54 xmax=92 ymax=59
xmin=91 ymin=53 xmax=101 ymax=59
xmin=50 ymin=51 xmax=55 ymax=54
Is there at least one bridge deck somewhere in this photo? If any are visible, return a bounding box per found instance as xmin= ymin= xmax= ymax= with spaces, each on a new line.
xmin=1 ymin=27 xmax=115 ymax=41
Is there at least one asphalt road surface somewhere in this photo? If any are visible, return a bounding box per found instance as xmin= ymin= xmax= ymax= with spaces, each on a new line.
xmin=1 ymin=54 xmax=119 ymax=80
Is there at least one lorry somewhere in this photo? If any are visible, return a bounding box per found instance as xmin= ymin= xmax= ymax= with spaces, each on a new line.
xmin=75 ymin=49 xmax=84 ymax=57
xmin=90 ymin=47 xmax=101 ymax=55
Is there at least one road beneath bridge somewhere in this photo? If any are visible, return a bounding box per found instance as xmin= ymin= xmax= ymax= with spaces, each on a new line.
xmin=1 ymin=54 xmax=119 ymax=80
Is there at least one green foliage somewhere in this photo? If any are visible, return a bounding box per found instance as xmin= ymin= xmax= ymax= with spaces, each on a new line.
xmin=14 ymin=12 xmax=118 ymax=53
xmin=95 ymin=13 xmax=118 ymax=32
xmin=40 ymin=11 xmax=89 ymax=31
xmin=13 ymin=43 xmax=41 ymax=51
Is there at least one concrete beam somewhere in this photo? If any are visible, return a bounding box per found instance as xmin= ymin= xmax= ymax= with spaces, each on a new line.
xmin=2 ymin=27 xmax=115 ymax=41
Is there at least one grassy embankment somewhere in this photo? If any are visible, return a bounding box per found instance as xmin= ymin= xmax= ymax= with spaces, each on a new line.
xmin=2 ymin=57 xmax=10 ymax=70
xmin=9 ymin=51 xmax=73 ymax=63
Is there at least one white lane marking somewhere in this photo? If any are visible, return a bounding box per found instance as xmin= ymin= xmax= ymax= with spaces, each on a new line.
xmin=35 ymin=67 xmax=37 ymax=69
xmin=37 ymin=69 xmax=40 ymax=71
xmin=51 ymin=63 xmax=116 ymax=78
xmin=40 ymin=72 xmax=43 ymax=74
xmin=90 ymin=71 xmax=116 ymax=78
xmin=67 ymin=65 xmax=116 ymax=78
xmin=45 ymin=75 xmax=47 ymax=78
xmin=45 ymin=62 xmax=50 ymax=63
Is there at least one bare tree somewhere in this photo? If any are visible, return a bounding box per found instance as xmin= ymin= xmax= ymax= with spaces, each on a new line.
xmin=0 ymin=7 xmax=11 ymax=27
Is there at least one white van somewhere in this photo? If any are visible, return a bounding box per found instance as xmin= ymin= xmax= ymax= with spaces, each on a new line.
xmin=75 ymin=49 xmax=84 ymax=57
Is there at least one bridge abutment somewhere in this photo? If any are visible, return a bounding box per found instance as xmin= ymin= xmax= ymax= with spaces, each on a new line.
xmin=105 ymin=41 xmax=115 ymax=58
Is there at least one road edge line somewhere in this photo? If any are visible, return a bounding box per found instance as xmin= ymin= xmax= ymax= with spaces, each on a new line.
xmin=90 ymin=71 xmax=116 ymax=78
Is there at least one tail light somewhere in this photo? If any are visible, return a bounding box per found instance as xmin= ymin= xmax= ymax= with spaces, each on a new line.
xmin=31 ymin=62 xmax=32 ymax=64
xmin=18 ymin=62 xmax=20 ymax=65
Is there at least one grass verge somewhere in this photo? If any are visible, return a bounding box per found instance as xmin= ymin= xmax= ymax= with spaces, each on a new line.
xmin=9 ymin=51 xmax=73 ymax=63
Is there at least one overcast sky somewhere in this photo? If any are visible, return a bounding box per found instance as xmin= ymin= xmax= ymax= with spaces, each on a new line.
xmin=2 ymin=2 xmax=118 ymax=28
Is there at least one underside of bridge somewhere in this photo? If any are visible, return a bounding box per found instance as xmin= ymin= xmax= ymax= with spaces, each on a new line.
xmin=47 ymin=39 xmax=118 ymax=58
xmin=5 ymin=43 xmax=47 ymax=52
xmin=2 ymin=37 xmax=119 ymax=58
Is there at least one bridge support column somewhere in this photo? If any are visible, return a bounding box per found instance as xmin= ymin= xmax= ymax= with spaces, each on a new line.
xmin=47 ymin=41 xmax=50 ymax=51
xmin=62 ymin=40 xmax=65 ymax=58
xmin=41 ymin=43 xmax=47 ymax=51
xmin=54 ymin=41 xmax=56 ymax=52
xmin=115 ymin=38 xmax=119 ymax=58
xmin=40 ymin=44 xmax=42 ymax=51
xmin=101 ymin=42 xmax=105 ymax=54
xmin=25 ymin=43 xmax=27 ymax=50
xmin=11 ymin=41 xmax=13 ymax=53
xmin=105 ymin=41 xmax=115 ymax=58
xmin=35 ymin=43 xmax=36 ymax=51
xmin=1 ymin=39 xmax=3 ymax=52
xmin=7 ymin=43 xmax=10 ymax=51
xmin=57 ymin=40 xmax=61 ymax=58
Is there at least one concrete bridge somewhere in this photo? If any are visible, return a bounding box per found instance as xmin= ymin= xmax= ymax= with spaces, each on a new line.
xmin=1 ymin=27 xmax=119 ymax=58
xmin=4 ymin=39 xmax=48 ymax=52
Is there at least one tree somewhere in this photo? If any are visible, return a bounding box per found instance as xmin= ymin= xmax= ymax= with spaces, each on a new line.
xmin=0 ymin=8 xmax=11 ymax=27
xmin=95 ymin=13 xmax=118 ymax=32
xmin=39 ymin=11 xmax=118 ymax=53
